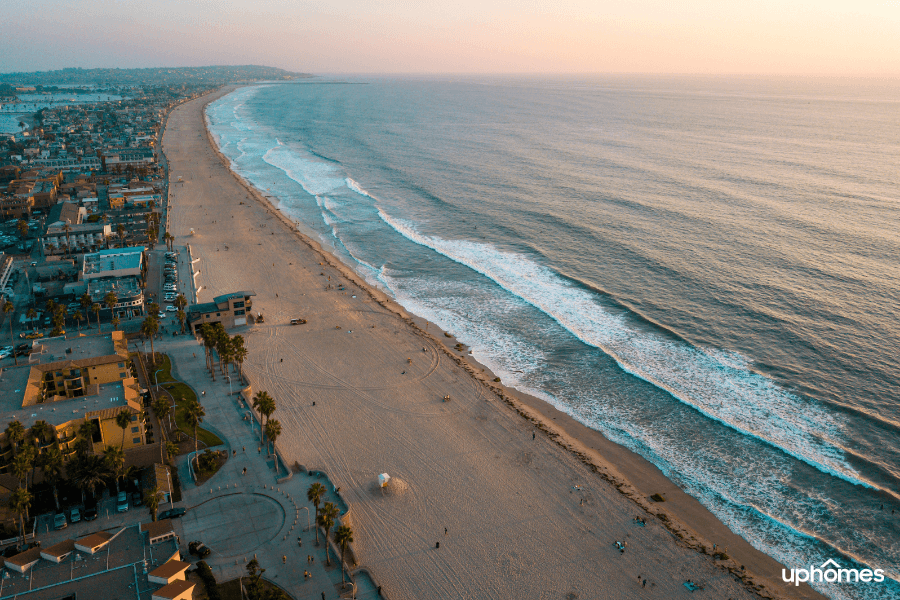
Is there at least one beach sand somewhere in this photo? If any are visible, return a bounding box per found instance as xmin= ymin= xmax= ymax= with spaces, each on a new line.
xmin=162 ymin=86 xmax=824 ymax=600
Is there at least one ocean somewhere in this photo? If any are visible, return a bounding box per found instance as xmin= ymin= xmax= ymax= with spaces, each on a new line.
xmin=205 ymin=76 xmax=900 ymax=600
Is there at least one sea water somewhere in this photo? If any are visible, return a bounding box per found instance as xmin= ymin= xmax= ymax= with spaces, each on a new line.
xmin=205 ymin=76 xmax=900 ymax=600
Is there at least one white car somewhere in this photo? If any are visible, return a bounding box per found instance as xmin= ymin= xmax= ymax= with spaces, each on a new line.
xmin=166 ymin=305 xmax=177 ymax=312
xmin=164 ymin=285 xmax=176 ymax=292
xmin=158 ymin=311 xmax=166 ymax=318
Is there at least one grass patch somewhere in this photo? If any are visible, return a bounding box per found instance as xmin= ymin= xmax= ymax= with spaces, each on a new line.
xmin=162 ymin=382 xmax=223 ymax=448
xmin=154 ymin=353 xmax=176 ymax=383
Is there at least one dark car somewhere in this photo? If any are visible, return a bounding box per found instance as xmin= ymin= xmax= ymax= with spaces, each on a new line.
xmin=158 ymin=507 xmax=186 ymax=520
xmin=84 ymin=506 xmax=98 ymax=521
xmin=132 ymin=491 xmax=143 ymax=506
xmin=188 ymin=541 xmax=211 ymax=558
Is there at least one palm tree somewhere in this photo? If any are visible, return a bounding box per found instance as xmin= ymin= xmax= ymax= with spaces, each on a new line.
xmin=176 ymin=309 xmax=186 ymax=334
xmin=73 ymin=453 xmax=108 ymax=504
xmin=232 ymin=335 xmax=248 ymax=382
xmin=17 ymin=219 xmax=28 ymax=240
xmin=334 ymin=525 xmax=354 ymax=584
xmin=5 ymin=420 xmax=25 ymax=454
xmin=80 ymin=292 xmax=92 ymax=313
xmin=3 ymin=301 xmax=17 ymax=366
xmin=31 ymin=420 xmax=52 ymax=452
xmin=141 ymin=315 xmax=159 ymax=365
xmin=104 ymin=291 xmax=118 ymax=317
xmin=252 ymin=391 xmax=275 ymax=444
xmin=264 ymin=419 xmax=281 ymax=458
xmin=152 ymin=397 xmax=171 ymax=462
xmin=26 ymin=307 xmax=36 ymax=332
xmin=77 ymin=419 xmax=95 ymax=455
xmin=103 ymin=445 xmax=125 ymax=492
xmin=182 ymin=398 xmax=205 ymax=458
xmin=115 ymin=408 xmax=132 ymax=451
xmin=165 ymin=441 xmax=179 ymax=462
xmin=72 ymin=310 xmax=83 ymax=332
xmin=116 ymin=223 xmax=126 ymax=247
xmin=112 ymin=316 xmax=120 ymax=331
xmin=92 ymin=302 xmax=101 ymax=332
xmin=11 ymin=452 xmax=31 ymax=489
xmin=63 ymin=223 xmax=72 ymax=257
xmin=9 ymin=487 xmax=32 ymax=547
xmin=317 ymin=502 xmax=340 ymax=565
xmin=38 ymin=446 xmax=64 ymax=510
xmin=307 ymin=483 xmax=326 ymax=545
xmin=144 ymin=486 xmax=163 ymax=521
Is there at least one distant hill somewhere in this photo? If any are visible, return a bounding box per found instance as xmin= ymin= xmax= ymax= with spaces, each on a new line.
xmin=0 ymin=65 xmax=311 ymax=86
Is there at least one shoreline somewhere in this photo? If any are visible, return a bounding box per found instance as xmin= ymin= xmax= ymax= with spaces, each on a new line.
xmin=170 ymin=84 xmax=824 ymax=600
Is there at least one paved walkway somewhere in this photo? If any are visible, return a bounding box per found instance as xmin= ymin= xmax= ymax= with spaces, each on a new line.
xmin=152 ymin=333 xmax=381 ymax=600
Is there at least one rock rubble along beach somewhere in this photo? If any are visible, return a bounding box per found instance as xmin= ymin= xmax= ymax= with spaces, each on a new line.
xmin=161 ymin=86 xmax=824 ymax=600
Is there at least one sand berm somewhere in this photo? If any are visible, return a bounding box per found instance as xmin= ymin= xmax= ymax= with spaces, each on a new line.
xmin=162 ymin=85 xmax=824 ymax=600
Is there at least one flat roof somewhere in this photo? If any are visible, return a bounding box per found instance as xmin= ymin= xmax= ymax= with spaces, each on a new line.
xmin=35 ymin=331 xmax=119 ymax=361
xmin=83 ymin=248 xmax=143 ymax=275
xmin=11 ymin=381 xmax=133 ymax=427
xmin=212 ymin=290 xmax=255 ymax=304
xmin=86 ymin=275 xmax=143 ymax=299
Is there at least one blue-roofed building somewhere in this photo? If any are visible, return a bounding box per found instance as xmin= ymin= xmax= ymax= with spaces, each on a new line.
xmin=186 ymin=290 xmax=255 ymax=334
xmin=81 ymin=246 xmax=147 ymax=319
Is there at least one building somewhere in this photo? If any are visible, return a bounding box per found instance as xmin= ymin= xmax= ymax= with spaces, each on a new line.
xmin=0 ymin=331 xmax=146 ymax=472
xmin=81 ymin=246 xmax=146 ymax=318
xmin=43 ymin=221 xmax=111 ymax=255
xmin=187 ymin=290 xmax=255 ymax=333
xmin=0 ymin=526 xmax=182 ymax=600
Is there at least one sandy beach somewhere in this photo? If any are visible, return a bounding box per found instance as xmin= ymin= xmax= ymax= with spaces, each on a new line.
xmin=161 ymin=86 xmax=825 ymax=600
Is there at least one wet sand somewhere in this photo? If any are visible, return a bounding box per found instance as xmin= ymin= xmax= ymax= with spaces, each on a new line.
xmin=162 ymin=85 xmax=824 ymax=600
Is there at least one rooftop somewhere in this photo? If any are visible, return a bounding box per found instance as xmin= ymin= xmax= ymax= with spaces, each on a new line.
xmin=212 ymin=290 xmax=255 ymax=304
xmin=42 ymin=539 xmax=76 ymax=559
xmin=83 ymin=246 xmax=144 ymax=275
xmin=152 ymin=580 xmax=195 ymax=600
xmin=148 ymin=559 xmax=190 ymax=580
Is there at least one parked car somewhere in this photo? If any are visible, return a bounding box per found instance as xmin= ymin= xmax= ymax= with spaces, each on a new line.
xmin=70 ymin=507 xmax=81 ymax=523
xmin=116 ymin=491 xmax=129 ymax=512
xmin=188 ymin=541 xmax=211 ymax=558
xmin=166 ymin=305 xmax=177 ymax=312
xmin=158 ymin=507 xmax=186 ymax=520
xmin=53 ymin=513 xmax=67 ymax=530
xmin=132 ymin=491 xmax=143 ymax=506
xmin=84 ymin=505 xmax=98 ymax=521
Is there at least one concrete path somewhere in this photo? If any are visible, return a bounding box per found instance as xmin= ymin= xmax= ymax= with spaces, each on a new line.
xmin=152 ymin=333 xmax=380 ymax=600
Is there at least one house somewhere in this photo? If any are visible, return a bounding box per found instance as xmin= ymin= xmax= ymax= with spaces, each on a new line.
xmin=141 ymin=519 xmax=178 ymax=545
xmin=187 ymin=291 xmax=255 ymax=333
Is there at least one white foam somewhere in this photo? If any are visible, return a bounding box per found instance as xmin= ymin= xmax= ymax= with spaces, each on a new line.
xmin=346 ymin=177 xmax=374 ymax=198
xmin=375 ymin=209 xmax=877 ymax=491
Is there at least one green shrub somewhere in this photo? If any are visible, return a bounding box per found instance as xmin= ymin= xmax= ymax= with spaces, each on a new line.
xmin=195 ymin=560 xmax=221 ymax=600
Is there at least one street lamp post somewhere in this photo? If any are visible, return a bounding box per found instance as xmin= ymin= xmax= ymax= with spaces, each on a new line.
xmin=154 ymin=368 xmax=162 ymax=391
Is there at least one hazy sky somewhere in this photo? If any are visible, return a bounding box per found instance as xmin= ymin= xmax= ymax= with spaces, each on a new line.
xmin=3 ymin=0 xmax=898 ymax=75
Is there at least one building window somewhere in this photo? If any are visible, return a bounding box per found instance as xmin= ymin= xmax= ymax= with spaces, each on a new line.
xmin=131 ymin=415 xmax=138 ymax=422
xmin=118 ymin=362 xmax=125 ymax=368
xmin=131 ymin=427 xmax=139 ymax=433
xmin=235 ymin=309 xmax=245 ymax=316
xmin=120 ymin=372 xmax=127 ymax=378
xmin=234 ymin=301 xmax=244 ymax=308
xmin=132 ymin=437 xmax=141 ymax=444
xmin=216 ymin=313 xmax=220 ymax=317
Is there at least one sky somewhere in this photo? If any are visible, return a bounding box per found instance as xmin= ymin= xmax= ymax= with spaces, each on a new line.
xmin=2 ymin=0 xmax=899 ymax=75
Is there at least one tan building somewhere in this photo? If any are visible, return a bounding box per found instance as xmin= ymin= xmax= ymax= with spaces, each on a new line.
xmin=0 ymin=331 xmax=146 ymax=472
xmin=187 ymin=290 xmax=255 ymax=333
